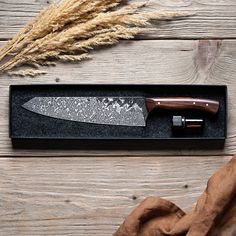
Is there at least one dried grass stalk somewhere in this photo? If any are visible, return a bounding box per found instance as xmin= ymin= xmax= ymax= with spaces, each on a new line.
xmin=7 ymin=69 xmax=47 ymax=77
xmin=0 ymin=0 xmax=185 ymax=77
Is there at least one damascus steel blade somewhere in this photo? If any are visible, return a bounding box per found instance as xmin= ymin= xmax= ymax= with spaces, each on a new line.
xmin=22 ymin=97 xmax=148 ymax=126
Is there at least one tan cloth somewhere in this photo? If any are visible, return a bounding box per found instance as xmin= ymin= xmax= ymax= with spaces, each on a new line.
xmin=113 ymin=156 xmax=236 ymax=236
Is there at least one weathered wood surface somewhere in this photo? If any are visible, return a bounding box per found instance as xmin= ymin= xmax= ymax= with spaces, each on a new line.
xmin=0 ymin=155 xmax=232 ymax=235
xmin=1 ymin=0 xmax=236 ymax=40
xmin=0 ymin=39 xmax=236 ymax=156
xmin=0 ymin=0 xmax=236 ymax=235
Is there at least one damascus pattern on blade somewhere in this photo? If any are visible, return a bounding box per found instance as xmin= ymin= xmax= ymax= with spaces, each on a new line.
xmin=22 ymin=97 xmax=148 ymax=126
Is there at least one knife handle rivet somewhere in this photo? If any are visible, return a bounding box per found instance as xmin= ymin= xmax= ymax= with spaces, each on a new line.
xmin=193 ymin=102 xmax=196 ymax=105
xmin=158 ymin=102 xmax=161 ymax=105
xmin=206 ymin=103 xmax=209 ymax=106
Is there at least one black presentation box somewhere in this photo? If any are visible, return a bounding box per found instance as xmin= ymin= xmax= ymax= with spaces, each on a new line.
xmin=10 ymin=84 xmax=227 ymax=149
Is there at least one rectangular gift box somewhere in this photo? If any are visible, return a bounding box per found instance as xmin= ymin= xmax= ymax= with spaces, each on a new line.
xmin=9 ymin=84 xmax=227 ymax=149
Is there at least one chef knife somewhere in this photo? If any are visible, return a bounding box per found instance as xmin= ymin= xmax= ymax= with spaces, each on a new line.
xmin=22 ymin=97 xmax=219 ymax=127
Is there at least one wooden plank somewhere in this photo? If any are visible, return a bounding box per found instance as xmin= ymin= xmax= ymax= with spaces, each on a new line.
xmin=0 ymin=155 xmax=232 ymax=235
xmin=0 ymin=39 xmax=236 ymax=156
xmin=0 ymin=0 xmax=236 ymax=40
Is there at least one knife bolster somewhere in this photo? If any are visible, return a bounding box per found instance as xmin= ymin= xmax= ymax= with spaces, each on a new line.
xmin=145 ymin=97 xmax=219 ymax=115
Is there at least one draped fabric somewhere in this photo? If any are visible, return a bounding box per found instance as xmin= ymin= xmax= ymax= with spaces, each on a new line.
xmin=113 ymin=156 xmax=236 ymax=236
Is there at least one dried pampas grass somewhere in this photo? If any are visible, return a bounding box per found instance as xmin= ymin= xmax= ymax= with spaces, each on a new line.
xmin=0 ymin=0 xmax=185 ymax=77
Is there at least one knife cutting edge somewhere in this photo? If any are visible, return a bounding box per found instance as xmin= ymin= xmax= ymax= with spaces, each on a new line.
xmin=22 ymin=97 xmax=219 ymax=127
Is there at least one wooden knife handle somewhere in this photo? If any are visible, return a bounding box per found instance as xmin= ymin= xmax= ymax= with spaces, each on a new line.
xmin=146 ymin=97 xmax=219 ymax=114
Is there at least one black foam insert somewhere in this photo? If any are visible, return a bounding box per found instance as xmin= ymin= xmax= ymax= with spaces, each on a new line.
xmin=10 ymin=84 xmax=227 ymax=149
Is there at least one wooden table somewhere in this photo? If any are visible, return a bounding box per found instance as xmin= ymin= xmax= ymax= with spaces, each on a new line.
xmin=0 ymin=0 xmax=235 ymax=235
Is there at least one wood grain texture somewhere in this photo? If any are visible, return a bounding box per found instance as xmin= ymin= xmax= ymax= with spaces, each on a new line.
xmin=0 ymin=155 xmax=232 ymax=235
xmin=0 ymin=1 xmax=235 ymax=235
xmin=0 ymin=39 xmax=236 ymax=156
xmin=145 ymin=97 xmax=220 ymax=114
xmin=0 ymin=0 xmax=236 ymax=40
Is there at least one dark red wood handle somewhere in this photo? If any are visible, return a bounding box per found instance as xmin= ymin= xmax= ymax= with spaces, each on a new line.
xmin=145 ymin=97 xmax=219 ymax=114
